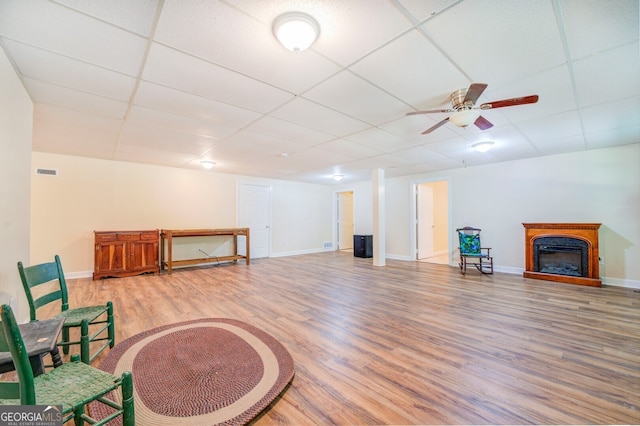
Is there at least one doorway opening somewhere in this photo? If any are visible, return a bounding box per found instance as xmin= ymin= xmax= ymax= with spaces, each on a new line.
xmin=336 ymin=191 xmax=354 ymax=252
xmin=412 ymin=179 xmax=450 ymax=265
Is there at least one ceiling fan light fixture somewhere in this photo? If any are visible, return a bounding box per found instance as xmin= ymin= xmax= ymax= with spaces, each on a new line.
xmin=449 ymin=109 xmax=480 ymax=127
xmin=273 ymin=12 xmax=320 ymax=52
xmin=472 ymin=141 xmax=495 ymax=153
xmin=200 ymin=160 xmax=216 ymax=170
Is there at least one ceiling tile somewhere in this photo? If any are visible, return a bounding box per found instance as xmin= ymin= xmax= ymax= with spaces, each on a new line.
xmin=560 ymin=0 xmax=639 ymax=59
xmin=0 ymin=0 xmax=148 ymax=75
xmin=133 ymin=81 xmax=262 ymax=128
xmin=423 ymin=1 xmax=565 ymax=85
xmin=143 ymin=43 xmax=294 ymax=113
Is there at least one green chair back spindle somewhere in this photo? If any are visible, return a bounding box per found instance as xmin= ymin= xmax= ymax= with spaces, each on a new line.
xmin=17 ymin=255 xmax=115 ymax=364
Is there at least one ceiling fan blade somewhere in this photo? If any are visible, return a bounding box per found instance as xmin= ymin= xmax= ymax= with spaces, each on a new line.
xmin=480 ymin=95 xmax=539 ymax=110
xmin=421 ymin=118 xmax=449 ymax=134
xmin=406 ymin=108 xmax=454 ymax=116
xmin=474 ymin=115 xmax=493 ymax=130
xmin=463 ymin=83 xmax=488 ymax=104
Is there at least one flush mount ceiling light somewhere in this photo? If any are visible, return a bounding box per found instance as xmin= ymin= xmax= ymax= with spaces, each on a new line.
xmin=273 ymin=12 xmax=320 ymax=52
xmin=200 ymin=160 xmax=216 ymax=170
xmin=472 ymin=141 xmax=495 ymax=152
xmin=333 ymin=174 xmax=344 ymax=182
xmin=449 ymin=109 xmax=481 ymax=127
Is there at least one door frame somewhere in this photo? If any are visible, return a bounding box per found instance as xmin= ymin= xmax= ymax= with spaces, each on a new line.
xmin=409 ymin=177 xmax=452 ymax=264
xmin=332 ymin=187 xmax=356 ymax=251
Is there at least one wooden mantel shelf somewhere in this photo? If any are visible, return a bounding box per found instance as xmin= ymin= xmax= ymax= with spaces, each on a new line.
xmin=522 ymin=223 xmax=601 ymax=287
xmin=160 ymin=228 xmax=250 ymax=274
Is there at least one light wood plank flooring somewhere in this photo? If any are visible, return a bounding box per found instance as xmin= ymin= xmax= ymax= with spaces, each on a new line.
xmin=60 ymin=252 xmax=639 ymax=424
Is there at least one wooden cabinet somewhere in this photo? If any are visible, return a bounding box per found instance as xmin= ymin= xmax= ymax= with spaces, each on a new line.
xmin=93 ymin=230 xmax=159 ymax=280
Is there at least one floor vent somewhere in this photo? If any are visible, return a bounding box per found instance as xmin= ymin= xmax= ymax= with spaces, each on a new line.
xmin=36 ymin=168 xmax=58 ymax=176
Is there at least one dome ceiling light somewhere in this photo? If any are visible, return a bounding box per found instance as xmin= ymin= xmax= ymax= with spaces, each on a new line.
xmin=273 ymin=12 xmax=320 ymax=53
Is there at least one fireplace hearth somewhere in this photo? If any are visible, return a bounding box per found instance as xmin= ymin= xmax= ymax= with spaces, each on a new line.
xmin=523 ymin=223 xmax=601 ymax=287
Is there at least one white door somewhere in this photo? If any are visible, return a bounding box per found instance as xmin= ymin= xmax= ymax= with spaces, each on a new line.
xmin=417 ymin=184 xmax=434 ymax=259
xmin=337 ymin=191 xmax=354 ymax=250
xmin=237 ymin=183 xmax=270 ymax=259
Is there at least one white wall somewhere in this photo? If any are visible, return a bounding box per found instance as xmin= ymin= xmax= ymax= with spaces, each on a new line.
xmin=0 ymin=47 xmax=32 ymax=320
xmin=30 ymin=152 xmax=334 ymax=275
xmin=379 ymin=144 xmax=640 ymax=286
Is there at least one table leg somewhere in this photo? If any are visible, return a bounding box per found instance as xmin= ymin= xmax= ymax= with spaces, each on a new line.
xmin=50 ymin=346 xmax=63 ymax=368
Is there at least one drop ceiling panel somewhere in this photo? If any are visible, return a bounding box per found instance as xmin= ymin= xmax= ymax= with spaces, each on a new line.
xmin=113 ymin=144 xmax=196 ymax=167
xmin=134 ymin=81 xmax=262 ymax=128
xmin=270 ymin=97 xmax=370 ymax=136
xmin=572 ymin=44 xmax=640 ymax=108
xmin=423 ymin=1 xmax=565 ymax=85
xmin=244 ymin=116 xmax=333 ymax=147
xmin=127 ymin=106 xmax=236 ymax=140
xmin=0 ymin=0 xmax=147 ymax=76
xmin=52 ymin=0 xmax=161 ymax=36
xmin=24 ymin=78 xmax=128 ymax=119
xmin=316 ymin=138 xmax=384 ymax=160
xmin=343 ymin=128 xmax=417 ymax=154
xmin=120 ymin=122 xmax=215 ymax=155
xmin=143 ymin=44 xmax=294 ymax=113
xmin=350 ymin=29 xmax=468 ymax=109
xmin=517 ymin=110 xmax=584 ymax=144
xmin=396 ymin=0 xmax=460 ymax=22
xmin=2 ymin=39 xmax=137 ymax=101
xmin=560 ymin=0 xmax=639 ymax=60
xmin=303 ymin=71 xmax=411 ymax=124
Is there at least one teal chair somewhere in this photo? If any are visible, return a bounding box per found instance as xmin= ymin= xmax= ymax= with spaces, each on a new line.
xmin=17 ymin=255 xmax=115 ymax=364
xmin=456 ymin=227 xmax=493 ymax=275
xmin=0 ymin=304 xmax=134 ymax=425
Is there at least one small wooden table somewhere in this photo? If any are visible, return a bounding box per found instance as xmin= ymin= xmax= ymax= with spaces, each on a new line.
xmin=160 ymin=228 xmax=250 ymax=274
xmin=0 ymin=317 xmax=64 ymax=376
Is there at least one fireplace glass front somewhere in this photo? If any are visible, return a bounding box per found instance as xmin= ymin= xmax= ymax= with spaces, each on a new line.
xmin=533 ymin=237 xmax=588 ymax=277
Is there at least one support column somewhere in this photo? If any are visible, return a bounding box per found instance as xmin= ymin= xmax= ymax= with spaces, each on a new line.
xmin=372 ymin=168 xmax=385 ymax=266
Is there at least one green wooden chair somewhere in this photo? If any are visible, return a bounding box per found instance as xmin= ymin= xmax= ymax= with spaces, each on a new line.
xmin=456 ymin=227 xmax=493 ymax=275
xmin=17 ymin=255 xmax=115 ymax=364
xmin=0 ymin=304 xmax=134 ymax=425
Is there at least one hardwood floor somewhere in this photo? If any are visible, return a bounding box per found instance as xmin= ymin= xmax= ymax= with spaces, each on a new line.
xmin=60 ymin=251 xmax=639 ymax=424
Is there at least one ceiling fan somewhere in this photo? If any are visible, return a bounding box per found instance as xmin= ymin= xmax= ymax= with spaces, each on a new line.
xmin=406 ymin=83 xmax=539 ymax=135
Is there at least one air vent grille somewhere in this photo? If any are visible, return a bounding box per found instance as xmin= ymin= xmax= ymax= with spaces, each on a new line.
xmin=36 ymin=168 xmax=58 ymax=176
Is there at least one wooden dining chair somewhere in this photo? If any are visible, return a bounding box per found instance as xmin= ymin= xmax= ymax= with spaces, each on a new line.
xmin=17 ymin=255 xmax=115 ymax=364
xmin=0 ymin=304 xmax=134 ymax=425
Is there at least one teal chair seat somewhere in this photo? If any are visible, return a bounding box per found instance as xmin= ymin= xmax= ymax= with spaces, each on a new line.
xmin=456 ymin=227 xmax=493 ymax=275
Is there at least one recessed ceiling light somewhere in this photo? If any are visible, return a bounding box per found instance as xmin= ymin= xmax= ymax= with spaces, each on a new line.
xmin=273 ymin=12 xmax=320 ymax=53
xmin=472 ymin=141 xmax=495 ymax=152
xmin=200 ymin=160 xmax=216 ymax=169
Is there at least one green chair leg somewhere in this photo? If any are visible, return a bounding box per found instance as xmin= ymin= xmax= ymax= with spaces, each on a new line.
xmin=80 ymin=319 xmax=90 ymax=364
xmin=122 ymin=371 xmax=136 ymax=426
xmin=62 ymin=327 xmax=70 ymax=355
xmin=107 ymin=301 xmax=115 ymax=348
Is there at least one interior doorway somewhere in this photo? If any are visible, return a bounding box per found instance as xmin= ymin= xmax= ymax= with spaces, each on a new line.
xmin=336 ymin=191 xmax=354 ymax=251
xmin=413 ymin=179 xmax=450 ymax=264
xmin=237 ymin=183 xmax=271 ymax=259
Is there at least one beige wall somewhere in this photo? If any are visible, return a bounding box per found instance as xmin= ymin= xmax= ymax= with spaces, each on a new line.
xmin=30 ymin=152 xmax=334 ymax=275
xmin=0 ymin=47 xmax=32 ymax=321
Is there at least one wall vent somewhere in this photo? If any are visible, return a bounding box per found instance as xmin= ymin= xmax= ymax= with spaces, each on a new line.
xmin=323 ymin=242 xmax=332 ymax=249
xmin=36 ymin=168 xmax=58 ymax=176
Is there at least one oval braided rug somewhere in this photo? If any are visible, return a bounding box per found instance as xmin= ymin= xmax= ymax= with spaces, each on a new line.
xmin=91 ymin=318 xmax=295 ymax=425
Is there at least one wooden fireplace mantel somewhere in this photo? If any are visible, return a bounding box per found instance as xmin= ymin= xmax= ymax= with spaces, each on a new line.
xmin=523 ymin=223 xmax=601 ymax=287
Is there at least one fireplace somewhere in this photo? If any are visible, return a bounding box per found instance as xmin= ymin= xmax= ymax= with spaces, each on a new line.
xmin=523 ymin=223 xmax=601 ymax=287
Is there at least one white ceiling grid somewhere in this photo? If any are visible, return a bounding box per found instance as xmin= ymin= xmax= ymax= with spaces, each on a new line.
xmin=0 ymin=0 xmax=637 ymax=185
